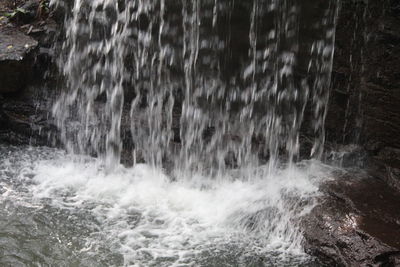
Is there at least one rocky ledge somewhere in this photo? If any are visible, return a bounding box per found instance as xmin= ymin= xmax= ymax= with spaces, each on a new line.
xmin=303 ymin=170 xmax=400 ymax=266
xmin=0 ymin=25 xmax=38 ymax=93
xmin=0 ymin=0 xmax=59 ymax=146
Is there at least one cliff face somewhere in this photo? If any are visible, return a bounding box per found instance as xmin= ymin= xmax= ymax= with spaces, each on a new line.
xmin=327 ymin=0 xmax=400 ymax=189
xmin=0 ymin=1 xmax=58 ymax=146
xmin=302 ymin=3 xmax=400 ymax=263
xmin=328 ymin=0 xmax=400 ymax=149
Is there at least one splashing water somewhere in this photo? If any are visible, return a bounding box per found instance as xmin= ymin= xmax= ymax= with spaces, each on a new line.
xmin=1 ymin=0 xmax=340 ymax=265
xmin=0 ymin=145 xmax=333 ymax=266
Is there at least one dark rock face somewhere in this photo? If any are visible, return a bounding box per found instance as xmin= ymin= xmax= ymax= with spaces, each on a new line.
xmin=368 ymin=147 xmax=400 ymax=192
xmin=303 ymin=173 xmax=400 ymax=266
xmin=0 ymin=95 xmax=59 ymax=146
xmin=0 ymin=25 xmax=38 ymax=93
xmin=0 ymin=2 xmax=59 ymax=146
xmin=327 ymin=0 xmax=400 ymax=151
xmin=308 ymin=9 xmax=400 ymax=254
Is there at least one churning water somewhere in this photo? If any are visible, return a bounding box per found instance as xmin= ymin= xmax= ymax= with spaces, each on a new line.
xmin=1 ymin=0 xmax=340 ymax=266
xmin=0 ymin=145 xmax=333 ymax=266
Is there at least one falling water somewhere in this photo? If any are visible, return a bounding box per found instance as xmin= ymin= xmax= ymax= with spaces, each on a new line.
xmin=5 ymin=0 xmax=341 ymax=265
xmin=52 ymin=0 xmax=339 ymax=173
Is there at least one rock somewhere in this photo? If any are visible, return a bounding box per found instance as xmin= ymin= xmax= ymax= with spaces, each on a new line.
xmin=326 ymin=0 xmax=400 ymax=150
xmin=0 ymin=3 xmax=60 ymax=147
xmin=0 ymin=25 xmax=38 ymax=94
xmin=28 ymin=19 xmax=58 ymax=48
xmin=326 ymin=145 xmax=368 ymax=168
xmin=377 ymin=147 xmax=400 ymax=167
xmin=0 ymin=96 xmax=9 ymax=128
xmin=367 ymin=147 xmax=400 ymax=191
xmin=303 ymin=173 xmax=400 ymax=266
xmin=9 ymin=4 xmax=38 ymax=25
xmin=0 ymin=97 xmax=59 ymax=146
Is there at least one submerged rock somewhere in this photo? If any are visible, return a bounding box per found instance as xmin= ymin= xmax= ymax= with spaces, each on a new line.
xmin=303 ymin=172 xmax=400 ymax=266
xmin=0 ymin=25 xmax=38 ymax=94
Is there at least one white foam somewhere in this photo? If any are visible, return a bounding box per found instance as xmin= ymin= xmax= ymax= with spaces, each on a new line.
xmin=24 ymin=153 xmax=330 ymax=265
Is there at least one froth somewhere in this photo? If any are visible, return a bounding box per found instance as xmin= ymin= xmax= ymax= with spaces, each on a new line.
xmin=27 ymin=153 xmax=328 ymax=265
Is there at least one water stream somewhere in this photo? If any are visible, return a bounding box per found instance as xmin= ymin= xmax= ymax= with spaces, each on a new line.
xmin=1 ymin=0 xmax=339 ymax=266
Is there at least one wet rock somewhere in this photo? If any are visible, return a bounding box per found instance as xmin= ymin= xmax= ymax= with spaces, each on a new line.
xmin=0 ymin=25 xmax=38 ymax=94
xmin=29 ymin=19 xmax=58 ymax=48
xmin=0 ymin=2 xmax=60 ymax=146
xmin=367 ymin=147 xmax=400 ymax=191
xmin=0 ymin=97 xmax=59 ymax=146
xmin=327 ymin=0 xmax=400 ymax=150
xmin=326 ymin=145 xmax=368 ymax=168
xmin=303 ymin=172 xmax=400 ymax=266
xmin=0 ymin=96 xmax=9 ymax=128
xmin=0 ymin=21 xmax=59 ymax=146
xmin=376 ymin=147 xmax=400 ymax=167
xmin=9 ymin=0 xmax=40 ymax=25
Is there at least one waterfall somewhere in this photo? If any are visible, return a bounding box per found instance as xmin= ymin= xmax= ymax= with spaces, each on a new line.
xmin=46 ymin=0 xmax=340 ymax=263
xmin=52 ymin=0 xmax=339 ymax=174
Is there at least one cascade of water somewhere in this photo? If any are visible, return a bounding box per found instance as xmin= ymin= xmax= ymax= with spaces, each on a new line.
xmin=308 ymin=0 xmax=340 ymax=158
xmin=52 ymin=0 xmax=339 ymax=174
xmin=51 ymin=0 xmax=129 ymax=169
xmin=39 ymin=0 xmax=341 ymax=261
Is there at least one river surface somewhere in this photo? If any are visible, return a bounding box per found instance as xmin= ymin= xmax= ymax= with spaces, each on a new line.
xmin=0 ymin=144 xmax=334 ymax=266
